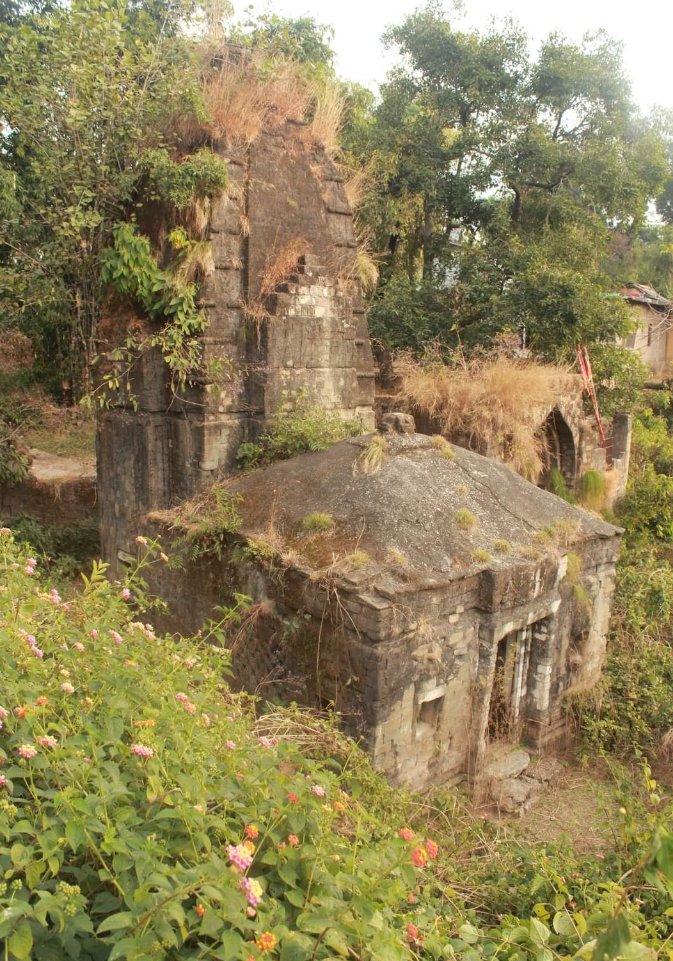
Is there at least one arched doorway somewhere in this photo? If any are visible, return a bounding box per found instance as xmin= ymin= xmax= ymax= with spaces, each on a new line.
xmin=538 ymin=408 xmax=576 ymax=491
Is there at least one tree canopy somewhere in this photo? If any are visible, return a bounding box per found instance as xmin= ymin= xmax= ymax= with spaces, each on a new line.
xmin=356 ymin=3 xmax=669 ymax=358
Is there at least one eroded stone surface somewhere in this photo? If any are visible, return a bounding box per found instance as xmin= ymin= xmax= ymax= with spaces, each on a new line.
xmin=141 ymin=433 xmax=622 ymax=792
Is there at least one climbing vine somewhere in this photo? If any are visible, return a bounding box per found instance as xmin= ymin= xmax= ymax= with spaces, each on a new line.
xmin=98 ymin=224 xmax=208 ymax=401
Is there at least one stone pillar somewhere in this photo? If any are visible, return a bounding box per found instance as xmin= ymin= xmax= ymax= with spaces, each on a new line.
xmin=609 ymin=412 xmax=632 ymax=500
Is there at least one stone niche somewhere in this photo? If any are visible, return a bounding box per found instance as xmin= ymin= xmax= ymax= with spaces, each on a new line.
xmin=143 ymin=429 xmax=622 ymax=791
xmin=97 ymin=124 xmax=376 ymax=573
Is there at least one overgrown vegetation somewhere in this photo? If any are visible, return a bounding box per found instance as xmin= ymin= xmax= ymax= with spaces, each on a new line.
xmin=237 ymin=393 xmax=362 ymax=470
xmin=577 ymin=391 xmax=673 ymax=754
xmin=4 ymin=529 xmax=673 ymax=960
xmin=8 ymin=515 xmax=100 ymax=581
xmin=396 ymin=350 xmax=576 ymax=481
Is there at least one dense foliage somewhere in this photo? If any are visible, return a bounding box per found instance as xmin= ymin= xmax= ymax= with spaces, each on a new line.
xmin=0 ymin=0 xmax=218 ymax=394
xmin=3 ymin=534 xmax=673 ymax=960
xmin=578 ymin=392 xmax=673 ymax=753
xmin=352 ymin=5 xmax=671 ymax=360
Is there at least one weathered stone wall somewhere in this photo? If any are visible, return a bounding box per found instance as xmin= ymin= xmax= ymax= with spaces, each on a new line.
xmin=0 ymin=475 xmax=97 ymax=528
xmin=141 ymin=512 xmax=619 ymax=791
xmin=98 ymin=127 xmax=375 ymax=572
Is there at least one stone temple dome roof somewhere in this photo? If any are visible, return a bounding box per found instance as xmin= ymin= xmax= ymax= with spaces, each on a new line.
xmin=224 ymin=432 xmax=620 ymax=581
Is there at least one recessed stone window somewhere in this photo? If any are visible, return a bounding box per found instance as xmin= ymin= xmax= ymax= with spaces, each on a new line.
xmin=416 ymin=685 xmax=446 ymax=736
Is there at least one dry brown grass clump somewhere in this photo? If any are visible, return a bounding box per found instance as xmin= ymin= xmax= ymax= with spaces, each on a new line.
xmin=243 ymin=236 xmax=310 ymax=336
xmin=176 ymin=46 xmax=311 ymax=148
xmin=396 ymin=350 xmax=577 ymax=482
xmin=302 ymin=81 xmax=344 ymax=155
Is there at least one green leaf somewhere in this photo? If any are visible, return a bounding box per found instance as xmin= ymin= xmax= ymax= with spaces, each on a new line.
xmin=593 ymin=914 xmax=631 ymax=961
xmin=8 ymin=920 xmax=33 ymax=960
xmin=553 ymin=912 xmax=577 ymax=937
xmin=458 ymin=923 xmax=481 ymax=945
xmin=65 ymin=820 xmax=87 ymax=851
xmin=97 ymin=911 xmax=136 ymax=934
xmin=529 ymin=918 xmax=550 ymax=946
xmin=280 ymin=932 xmax=315 ymax=961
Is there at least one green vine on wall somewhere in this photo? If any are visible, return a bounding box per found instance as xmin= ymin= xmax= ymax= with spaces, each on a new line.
xmin=98 ymin=223 xmax=208 ymax=401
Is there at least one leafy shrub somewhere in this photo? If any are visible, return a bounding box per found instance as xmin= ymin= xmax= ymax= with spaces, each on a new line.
xmin=99 ymin=224 xmax=207 ymax=397
xmin=237 ymin=394 xmax=361 ymax=469
xmin=0 ymin=426 xmax=28 ymax=487
xmin=471 ymin=548 xmax=491 ymax=564
xmin=138 ymin=148 xmax=228 ymax=209
xmin=0 ymin=532 xmax=444 ymax=961
xmin=178 ymin=487 xmax=243 ymax=559
xmin=8 ymin=515 xmax=100 ymax=580
xmin=619 ymin=463 xmax=673 ymax=543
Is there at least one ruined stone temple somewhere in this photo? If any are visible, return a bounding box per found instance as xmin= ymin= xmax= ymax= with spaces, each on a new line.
xmin=95 ymin=121 xmax=623 ymax=790
xmin=145 ymin=427 xmax=621 ymax=790
xmin=98 ymin=123 xmax=376 ymax=572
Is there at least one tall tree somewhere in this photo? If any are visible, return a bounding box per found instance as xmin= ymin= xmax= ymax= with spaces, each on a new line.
xmin=0 ymin=0 xmax=208 ymax=393
xmin=359 ymin=3 xmax=667 ymax=358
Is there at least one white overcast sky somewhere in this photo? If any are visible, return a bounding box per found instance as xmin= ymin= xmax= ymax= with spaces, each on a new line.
xmin=239 ymin=0 xmax=673 ymax=112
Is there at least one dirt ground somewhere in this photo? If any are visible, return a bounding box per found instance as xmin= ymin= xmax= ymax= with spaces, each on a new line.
xmin=476 ymin=753 xmax=622 ymax=856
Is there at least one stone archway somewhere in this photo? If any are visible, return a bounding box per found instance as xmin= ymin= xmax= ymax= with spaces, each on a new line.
xmin=538 ymin=408 xmax=577 ymax=491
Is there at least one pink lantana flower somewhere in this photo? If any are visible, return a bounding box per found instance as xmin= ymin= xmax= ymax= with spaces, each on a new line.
xmin=240 ymin=876 xmax=263 ymax=907
xmin=311 ymin=784 xmax=326 ymax=798
xmin=17 ymin=744 xmax=37 ymax=759
xmin=130 ymin=743 xmax=154 ymax=758
xmin=227 ymin=843 xmax=254 ymax=872
xmin=61 ymin=682 xmax=75 ymax=694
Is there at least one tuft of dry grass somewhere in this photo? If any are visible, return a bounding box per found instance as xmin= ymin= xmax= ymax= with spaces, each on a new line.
xmin=167 ymin=241 xmax=214 ymax=286
xmin=354 ymin=435 xmax=386 ymax=475
xmin=243 ymin=236 xmax=309 ymax=339
xmin=302 ymin=81 xmax=344 ymax=155
xmin=259 ymin=237 xmax=309 ymax=299
xmin=395 ymin=350 xmax=577 ymax=483
xmin=175 ymin=46 xmax=312 ymax=148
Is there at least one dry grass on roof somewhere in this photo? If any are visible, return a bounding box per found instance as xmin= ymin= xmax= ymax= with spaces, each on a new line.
xmin=301 ymin=81 xmax=344 ymax=156
xmin=395 ymin=349 xmax=578 ymax=482
xmin=175 ymin=46 xmax=344 ymax=153
xmin=175 ymin=47 xmax=311 ymax=148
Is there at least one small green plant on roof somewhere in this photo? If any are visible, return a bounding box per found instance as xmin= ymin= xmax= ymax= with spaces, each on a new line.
xmin=300 ymin=512 xmax=335 ymax=535
xmin=355 ymin=434 xmax=387 ymax=475
xmin=430 ymin=434 xmax=455 ymax=459
xmin=553 ymin=518 xmax=581 ymax=547
xmin=533 ymin=526 xmax=556 ymax=546
xmin=579 ymin=469 xmax=607 ymax=511
xmin=472 ymin=548 xmax=492 ymax=564
xmin=565 ymin=551 xmax=581 ymax=585
xmin=237 ymin=390 xmax=361 ymax=470
xmin=493 ymin=538 xmax=511 ymax=554
xmin=574 ymin=582 xmax=592 ymax=612
xmin=181 ymin=487 xmax=243 ymax=559
xmin=455 ymin=508 xmax=477 ymax=531
xmin=345 ymin=550 xmax=370 ymax=570
xmin=547 ymin=466 xmax=576 ymax=503
xmin=385 ymin=546 xmax=410 ymax=568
